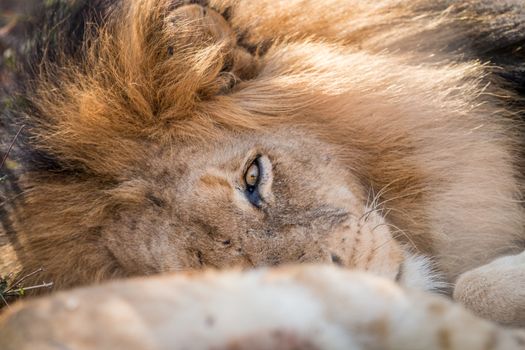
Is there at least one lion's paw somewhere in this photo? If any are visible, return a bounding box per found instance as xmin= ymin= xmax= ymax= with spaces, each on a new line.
xmin=453 ymin=251 xmax=525 ymax=327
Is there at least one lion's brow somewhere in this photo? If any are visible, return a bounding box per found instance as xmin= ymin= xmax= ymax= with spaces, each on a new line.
xmin=199 ymin=175 xmax=231 ymax=189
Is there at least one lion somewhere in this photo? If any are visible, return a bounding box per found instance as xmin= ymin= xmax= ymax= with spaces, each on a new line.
xmin=0 ymin=0 xmax=524 ymax=329
xmin=1 ymin=266 xmax=525 ymax=350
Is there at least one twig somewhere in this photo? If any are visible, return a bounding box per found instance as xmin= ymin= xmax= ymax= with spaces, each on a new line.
xmin=4 ymin=281 xmax=54 ymax=297
xmin=0 ymin=16 xmax=18 ymax=39
xmin=4 ymin=267 xmax=43 ymax=293
xmin=0 ymin=292 xmax=9 ymax=308
xmin=0 ymin=124 xmax=24 ymax=170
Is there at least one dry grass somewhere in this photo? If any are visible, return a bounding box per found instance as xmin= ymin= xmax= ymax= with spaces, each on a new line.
xmin=1 ymin=1 xmax=50 ymax=302
xmin=0 ymin=126 xmax=54 ymax=309
xmin=1 ymin=268 xmax=53 ymax=308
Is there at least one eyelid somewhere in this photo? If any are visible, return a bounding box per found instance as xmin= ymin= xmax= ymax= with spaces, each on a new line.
xmin=242 ymin=154 xmax=262 ymax=178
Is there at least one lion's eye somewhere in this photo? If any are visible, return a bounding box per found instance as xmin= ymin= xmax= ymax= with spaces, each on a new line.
xmin=245 ymin=160 xmax=260 ymax=190
xmin=242 ymin=155 xmax=269 ymax=209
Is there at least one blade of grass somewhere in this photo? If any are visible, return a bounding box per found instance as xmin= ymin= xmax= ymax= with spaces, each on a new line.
xmin=0 ymin=124 xmax=24 ymax=170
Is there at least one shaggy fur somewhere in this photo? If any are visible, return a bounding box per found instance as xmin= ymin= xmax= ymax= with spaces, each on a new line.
xmin=0 ymin=0 xmax=524 ymax=325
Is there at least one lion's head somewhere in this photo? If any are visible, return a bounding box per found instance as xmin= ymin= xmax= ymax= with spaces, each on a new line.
xmin=3 ymin=0 xmax=523 ymax=294
xmin=103 ymin=128 xmax=407 ymax=280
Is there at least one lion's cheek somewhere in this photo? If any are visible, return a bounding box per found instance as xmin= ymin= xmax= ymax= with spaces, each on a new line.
xmin=101 ymin=218 xmax=188 ymax=276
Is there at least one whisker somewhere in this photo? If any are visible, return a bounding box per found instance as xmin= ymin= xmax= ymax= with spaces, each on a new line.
xmin=369 ymin=222 xmax=418 ymax=252
xmin=373 ymin=190 xmax=423 ymax=211
xmin=359 ymin=207 xmax=380 ymax=223
xmin=361 ymin=178 xmax=410 ymax=223
xmin=377 ymin=206 xmax=420 ymax=227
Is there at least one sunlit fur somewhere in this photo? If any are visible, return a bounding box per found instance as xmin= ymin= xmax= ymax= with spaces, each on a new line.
xmin=1 ymin=0 xmax=524 ymax=299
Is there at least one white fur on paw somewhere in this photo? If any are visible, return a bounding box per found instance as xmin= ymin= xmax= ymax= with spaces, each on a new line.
xmin=453 ymin=251 xmax=525 ymax=327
